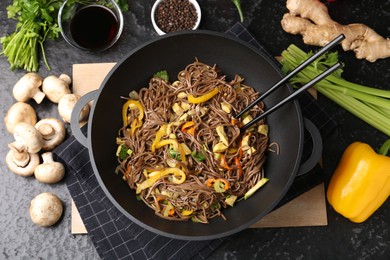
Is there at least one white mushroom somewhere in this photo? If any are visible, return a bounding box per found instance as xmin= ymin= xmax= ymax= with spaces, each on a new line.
xmin=35 ymin=118 xmax=66 ymax=150
xmin=58 ymin=93 xmax=90 ymax=123
xmin=29 ymin=192 xmax=63 ymax=227
xmin=13 ymin=73 xmax=45 ymax=104
xmin=42 ymin=75 xmax=71 ymax=103
xmin=5 ymin=102 xmax=37 ymax=134
xmin=10 ymin=122 xmax=43 ymax=153
xmin=6 ymin=144 xmax=40 ymax=177
xmin=34 ymin=152 xmax=65 ymax=184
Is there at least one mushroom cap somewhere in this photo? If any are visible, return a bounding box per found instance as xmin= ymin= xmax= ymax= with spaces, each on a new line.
xmin=35 ymin=118 xmax=66 ymax=150
xmin=13 ymin=73 xmax=45 ymax=104
xmin=29 ymin=192 xmax=63 ymax=227
xmin=59 ymin=74 xmax=72 ymax=86
xmin=6 ymin=148 xmax=40 ymax=177
xmin=11 ymin=122 xmax=43 ymax=153
xmin=34 ymin=152 xmax=65 ymax=183
xmin=42 ymin=75 xmax=71 ymax=103
xmin=5 ymin=102 xmax=37 ymax=134
xmin=58 ymin=94 xmax=90 ymax=123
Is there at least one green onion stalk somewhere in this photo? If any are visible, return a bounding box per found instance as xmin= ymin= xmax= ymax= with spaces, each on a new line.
xmin=280 ymin=44 xmax=390 ymax=136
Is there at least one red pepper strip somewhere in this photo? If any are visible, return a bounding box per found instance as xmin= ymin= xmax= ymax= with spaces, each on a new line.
xmin=206 ymin=178 xmax=230 ymax=192
xmin=219 ymin=154 xmax=232 ymax=170
xmin=238 ymin=147 xmax=243 ymax=160
xmin=234 ymin=157 xmax=243 ymax=177
xmin=186 ymin=127 xmax=196 ymax=135
xmin=220 ymin=178 xmax=230 ymax=190
xmin=124 ymin=166 xmax=131 ymax=179
xmin=181 ymin=121 xmax=195 ymax=131
xmin=231 ymin=118 xmax=243 ymax=128
xmin=231 ymin=118 xmax=238 ymax=125
xmin=168 ymin=208 xmax=175 ymax=216
xmin=206 ymin=178 xmax=216 ymax=187
xmin=181 ymin=121 xmax=196 ymax=136
xmin=213 ymin=178 xmax=230 ymax=192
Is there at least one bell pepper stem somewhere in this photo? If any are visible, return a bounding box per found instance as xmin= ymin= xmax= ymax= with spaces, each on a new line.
xmin=378 ymin=139 xmax=390 ymax=156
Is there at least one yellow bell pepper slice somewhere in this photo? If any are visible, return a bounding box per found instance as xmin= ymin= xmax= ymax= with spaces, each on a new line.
xmin=154 ymin=138 xmax=187 ymax=163
xmin=122 ymin=99 xmax=144 ymax=134
xmin=155 ymin=139 xmax=179 ymax=151
xmin=152 ymin=125 xmax=168 ymax=152
xmin=136 ymin=168 xmax=186 ymax=194
xmin=327 ymin=140 xmax=390 ymax=223
xmin=188 ymin=88 xmax=219 ymax=104
xmin=181 ymin=209 xmax=193 ymax=216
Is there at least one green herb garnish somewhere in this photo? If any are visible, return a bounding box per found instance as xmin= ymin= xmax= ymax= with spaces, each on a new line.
xmin=190 ymin=150 xmax=206 ymax=162
xmin=169 ymin=148 xmax=181 ymax=160
xmin=154 ymin=70 xmax=170 ymax=82
xmin=1 ymin=0 xmax=63 ymax=71
xmin=118 ymin=144 xmax=132 ymax=160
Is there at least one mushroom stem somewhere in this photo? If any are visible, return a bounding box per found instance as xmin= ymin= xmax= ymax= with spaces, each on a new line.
xmin=32 ymin=91 xmax=46 ymax=104
xmin=10 ymin=148 xmax=30 ymax=167
xmin=34 ymin=152 xmax=65 ymax=184
xmin=35 ymin=118 xmax=66 ymax=150
xmin=38 ymin=123 xmax=55 ymax=140
xmin=13 ymin=73 xmax=45 ymax=104
xmin=41 ymin=152 xmax=55 ymax=163
xmin=6 ymin=147 xmax=40 ymax=177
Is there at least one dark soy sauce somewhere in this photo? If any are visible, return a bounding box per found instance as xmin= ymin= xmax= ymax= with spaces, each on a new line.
xmin=70 ymin=5 xmax=119 ymax=50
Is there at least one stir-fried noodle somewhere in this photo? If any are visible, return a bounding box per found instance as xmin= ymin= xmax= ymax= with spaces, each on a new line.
xmin=116 ymin=60 xmax=269 ymax=223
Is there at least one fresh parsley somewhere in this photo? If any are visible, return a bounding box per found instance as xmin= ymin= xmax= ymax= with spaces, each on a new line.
xmin=1 ymin=0 xmax=63 ymax=71
xmin=154 ymin=70 xmax=170 ymax=82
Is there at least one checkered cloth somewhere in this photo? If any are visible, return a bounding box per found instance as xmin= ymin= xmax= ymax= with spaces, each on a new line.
xmin=53 ymin=23 xmax=337 ymax=260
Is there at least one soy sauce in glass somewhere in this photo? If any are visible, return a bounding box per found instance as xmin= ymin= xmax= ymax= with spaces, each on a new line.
xmin=70 ymin=5 xmax=119 ymax=50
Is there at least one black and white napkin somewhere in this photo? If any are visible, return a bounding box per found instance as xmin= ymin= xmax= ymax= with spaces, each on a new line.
xmin=53 ymin=23 xmax=337 ymax=260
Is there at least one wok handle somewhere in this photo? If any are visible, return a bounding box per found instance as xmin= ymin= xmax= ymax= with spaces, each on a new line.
xmin=297 ymin=118 xmax=323 ymax=176
xmin=70 ymin=90 xmax=98 ymax=147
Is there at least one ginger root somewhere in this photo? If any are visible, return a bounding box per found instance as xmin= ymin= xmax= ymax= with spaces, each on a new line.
xmin=281 ymin=0 xmax=390 ymax=62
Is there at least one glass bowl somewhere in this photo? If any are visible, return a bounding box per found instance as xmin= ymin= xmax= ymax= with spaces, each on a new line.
xmin=58 ymin=0 xmax=124 ymax=51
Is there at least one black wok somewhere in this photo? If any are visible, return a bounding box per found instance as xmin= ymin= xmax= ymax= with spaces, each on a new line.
xmin=71 ymin=31 xmax=308 ymax=240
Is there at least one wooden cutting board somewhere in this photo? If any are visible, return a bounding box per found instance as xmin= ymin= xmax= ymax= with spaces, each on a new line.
xmin=70 ymin=63 xmax=328 ymax=234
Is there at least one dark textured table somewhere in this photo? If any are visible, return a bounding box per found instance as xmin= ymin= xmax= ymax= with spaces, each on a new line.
xmin=0 ymin=0 xmax=389 ymax=259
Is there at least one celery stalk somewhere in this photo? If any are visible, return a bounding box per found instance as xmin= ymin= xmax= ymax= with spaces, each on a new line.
xmin=280 ymin=45 xmax=390 ymax=136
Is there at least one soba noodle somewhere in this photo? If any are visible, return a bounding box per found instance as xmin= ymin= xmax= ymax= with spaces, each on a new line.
xmin=116 ymin=60 xmax=269 ymax=223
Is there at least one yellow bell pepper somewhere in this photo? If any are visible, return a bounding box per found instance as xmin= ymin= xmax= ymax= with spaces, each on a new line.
xmin=151 ymin=125 xmax=168 ymax=152
xmin=187 ymin=87 xmax=219 ymax=104
xmin=327 ymin=140 xmax=390 ymax=223
xmin=122 ymin=99 xmax=144 ymax=134
xmin=136 ymin=168 xmax=186 ymax=194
